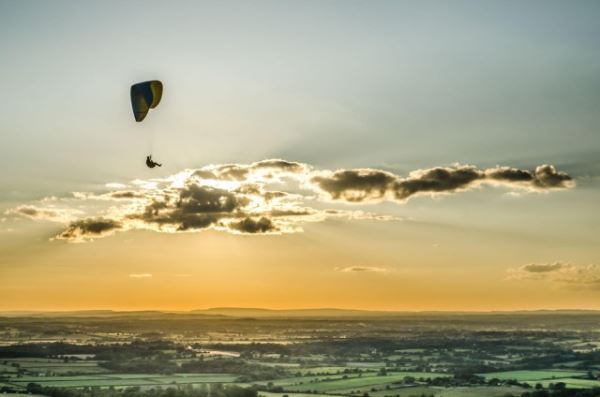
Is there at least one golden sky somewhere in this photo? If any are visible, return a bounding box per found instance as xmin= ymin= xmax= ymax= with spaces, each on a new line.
xmin=1 ymin=1 xmax=600 ymax=311
xmin=1 ymin=160 xmax=597 ymax=311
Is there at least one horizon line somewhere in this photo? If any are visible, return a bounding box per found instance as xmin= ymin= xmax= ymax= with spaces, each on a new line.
xmin=2 ymin=306 xmax=600 ymax=315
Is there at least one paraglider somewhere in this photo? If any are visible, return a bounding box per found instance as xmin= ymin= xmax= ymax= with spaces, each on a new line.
xmin=146 ymin=155 xmax=162 ymax=168
xmin=131 ymin=80 xmax=163 ymax=167
xmin=131 ymin=80 xmax=163 ymax=122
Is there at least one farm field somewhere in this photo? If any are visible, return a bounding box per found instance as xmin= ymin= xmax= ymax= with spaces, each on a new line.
xmin=294 ymin=367 xmax=351 ymax=375
xmin=4 ymin=373 xmax=238 ymax=389
xmin=253 ymin=373 xmax=364 ymax=387
xmin=4 ymin=394 xmax=46 ymax=397
xmin=523 ymin=378 xmax=600 ymax=389
xmin=365 ymin=385 xmax=435 ymax=397
xmin=260 ymin=391 xmax=447 ymax=397
xmin=346 ymin=362 xmax=386 ymax=368
xmin=1 ymin=358 xmax=108 ymax=375
xmin=0 ymin=363 xmax=18 ymax=373
xmin=434 ymin=386 xmax=526 ymax=397
xmin=478 ymin=370 xmax=587 ymax=381
xmin=363 ymin=385 xmax=526 ymax=397
xmin=249 ymin=361 xmax=301 ymax=368
xmin=259 ymin=392 xmax=343 ymax=397
xmin=327 ymin=382 xmax=419 ymax=395
xmin=283 ymin=372 xmax=452 ymax=392
xmin=5 ymin=358 xmax=100 ymax=365
xmin=7 ymin=375 xmax=118 ymax=382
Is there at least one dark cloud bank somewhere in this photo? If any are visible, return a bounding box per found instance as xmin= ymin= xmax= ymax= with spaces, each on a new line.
xmin=6 ymin=159 xmax=574 ymax=242
xmin=311 ymin=164 xmax=573 ymax=203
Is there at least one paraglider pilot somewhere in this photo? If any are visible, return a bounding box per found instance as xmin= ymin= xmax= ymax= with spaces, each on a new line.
xmin=146 ymin=155 xmax=162 ymax=168
xmin=131 ymin=80 xmax=164 ymax=169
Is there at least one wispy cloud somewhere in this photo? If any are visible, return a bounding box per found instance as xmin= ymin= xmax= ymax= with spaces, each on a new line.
xmin=129 ymin=273 xmax=152 ymax=278
xmin=106 ymin=183 xmax=127 ymax=189
xmin=5 ymin=205 xmax=82 ymax=223
xmin=337 ymin=266 xmax=389 ymax=273
xmin=507 ymin=262 xmax=600 ymax=287
xmin=5 ymin=159 xmax=574 ymax=242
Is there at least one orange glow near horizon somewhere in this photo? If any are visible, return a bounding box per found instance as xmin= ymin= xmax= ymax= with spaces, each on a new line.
xmin=2 ymin=224 xmax=599 ymax=312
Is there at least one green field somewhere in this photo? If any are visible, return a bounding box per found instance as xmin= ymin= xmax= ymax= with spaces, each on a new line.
xmin=523 ymin=378 xmax=600 ymax=389
xmin=7 ymin=375 xmax=116 ymax=382
xmin=249 ymin=361 xmax=301 ymax=368
xmin=9 ymin=379 xmax=154 ymax=388
xmin=435 ymin=386 xmax=525 ymax=397
xmin=153 ymin=375 xmax=238 ymax=384
xmin=384 ymin=356 xmax=408 ymax=361
xmin=5 ymin=358 xmax=100 ymax=365
xmin=14 ymin=362 xmax=101 ymax=367
xmin=1 ymin=358 xmax=107 ymax=375
xmin=4 ymin=358 xmax=64 ymax=362
xmin=328 ymin=381 xmax=418 ymax=395
xmin=5 ymin=373 xmax=238 ymax=389
xmin=362 ymin=385 xmax=442 ymax=397
xmin=2 ymin=394 xmax=46 ymax=397
xmin=0 ymin=364 xmax=18 ymax=373
xmin=552 ymin=361 xmax=584 ymax=368
xmin=284 ymin=372 xmax=451 ymax=393
xmin=22 ymin=367 xmax=109 ymax=375
xmin=254 ymin=373 xmax=364 ymax=387
xmin=365 ymin=385 xmax=527 ymax=397
xmin=260 ymin=392 xmax=343 ymax=397
xmin=295 ymin=367 xmax=350 ymax=375
xmin=346 ymin=362 xmax=386 ymax=368
xmin=478 ymin=369 xmax=586 ymax=381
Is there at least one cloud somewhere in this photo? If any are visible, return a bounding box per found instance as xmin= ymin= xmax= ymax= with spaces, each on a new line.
xmin=507 ymin=262 xmax=600 ymax=287
xmin=338 ymin=266 xmax=389 ymax=273
xmin=110 ymin=191 xmax=145 ymax=199
xmin=324 ymin=209 xmax=403 ymax=222
xmin=6 ymin=158 xmax=573 ymax=242
xmin=393 ymin=165 xmax=483 ymax=201
xmin=520 ymin=263 xmax=564 ymax=273
xmin=129 ymin=184 xmax=244 ymax=232
xmin=312 ymin=164 xmax=574 ymax=203
xmin=532 ymin=165 xmax=574 ymax=188
xmin=311 ymin=169 xmax=396 ymax=202
xmin=193 ymin=159 xmax=308 ymax=182
xmin=56 ymin=218 xmax=122 ymax=242
xmin=106 ymin=183 xmax=127 ymax=189
xmin=229 ymin=217 xmax=278 ymax=234
xmin=486 ymin=164 xmax=574 ymax=189
xmin=5 ymin=205 xmax=81 ymax=223
xmin=251 ymin=159 xmax=307 ymax=174
xmin=129 ymin=273 xmax=152 ymax=278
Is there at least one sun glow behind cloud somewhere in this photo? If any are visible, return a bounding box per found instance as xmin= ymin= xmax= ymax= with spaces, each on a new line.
xmin=4 ymin=159 xmax=574 ymax=242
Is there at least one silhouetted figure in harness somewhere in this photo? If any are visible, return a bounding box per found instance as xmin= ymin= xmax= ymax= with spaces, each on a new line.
xmin=146 ymin=155 xmax=162 ymax=168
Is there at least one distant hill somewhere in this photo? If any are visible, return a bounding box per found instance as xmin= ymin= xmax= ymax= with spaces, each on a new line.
xmin=2 ymin=307 xmax=599 ymax=319
xmin=0 ymin=310 xmax=224 ymax=319
xmin=191 ymin=307 xmax=386 ymax=317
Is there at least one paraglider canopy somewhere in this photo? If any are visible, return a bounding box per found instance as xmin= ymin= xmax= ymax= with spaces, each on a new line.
xmin=131 ymin=80 xmax=163 ymax=122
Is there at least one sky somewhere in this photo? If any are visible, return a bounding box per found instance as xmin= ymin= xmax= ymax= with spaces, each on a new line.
xmin=1 ymin=0 xmax=599 ymax=311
